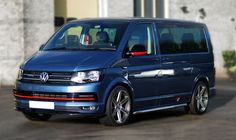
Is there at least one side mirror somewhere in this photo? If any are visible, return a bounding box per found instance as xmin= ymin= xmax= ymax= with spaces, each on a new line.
xmin=126 ymin=44 xmax=147 ymax=57
xmin=39 ymin=44 xmax=45 ymax=51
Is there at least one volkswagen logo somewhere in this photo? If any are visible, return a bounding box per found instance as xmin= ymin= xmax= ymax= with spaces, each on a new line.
xmin=40 ymin=72 xmax=49 ymax=83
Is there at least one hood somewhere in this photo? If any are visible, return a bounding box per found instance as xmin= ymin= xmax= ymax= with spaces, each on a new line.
xmin=22 ymin=51 xmax=118 ymax=72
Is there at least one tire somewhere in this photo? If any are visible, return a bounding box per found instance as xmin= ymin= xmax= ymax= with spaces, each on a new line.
xmin=188 ymin=81 xmax=209 ymax=114
xmin=23 ymin=112 xmax=52 ymax=121
xmin=99 ymin=86 xmax=132 ymax=126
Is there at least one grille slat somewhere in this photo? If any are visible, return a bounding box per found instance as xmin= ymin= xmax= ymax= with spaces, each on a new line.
xmin=13 ymin=90 xmax=97 ymax=101
xmin=23 ymin=74 xmax=40 ymax=77
xmin=21 ymin=71 xmax=74 ymax=84
xmin=48 ymin=79 xmax=71 ymax=82
xmin=23 ymin=77 xmax=41 ymax=81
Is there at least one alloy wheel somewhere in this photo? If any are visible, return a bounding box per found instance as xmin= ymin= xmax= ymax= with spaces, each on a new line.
xmin=111 ymin=89 xmax=131 ymax=124
xmin=195 ymin=83 xmax=209 ymax=112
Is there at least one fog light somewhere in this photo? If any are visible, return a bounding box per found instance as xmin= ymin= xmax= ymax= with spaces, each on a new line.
xmin=81 ymin=106 xmax=96 ymax=111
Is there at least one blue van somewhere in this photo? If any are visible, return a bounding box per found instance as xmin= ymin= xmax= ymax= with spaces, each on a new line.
xmin=14 ymin=18 xmax=215 ymax=126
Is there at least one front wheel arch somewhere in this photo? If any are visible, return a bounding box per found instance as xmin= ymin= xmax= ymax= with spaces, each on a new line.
xmin=103 ymin=81 xmax=134 ymax=113
xmin=99 ymin=85 xmax=133 ymax=126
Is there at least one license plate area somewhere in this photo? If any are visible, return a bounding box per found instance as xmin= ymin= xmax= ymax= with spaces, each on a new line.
xmin=29 ymin=101 xmax=55 ymax=110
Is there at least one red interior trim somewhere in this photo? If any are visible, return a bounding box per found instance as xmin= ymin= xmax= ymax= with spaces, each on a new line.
xmin=85 ymin=35 xmax=89 ymax=45
xmin=131 ymin=51 xmax=147 ymax=56
xmin=14 ymin=94 xmax=96 ymax=101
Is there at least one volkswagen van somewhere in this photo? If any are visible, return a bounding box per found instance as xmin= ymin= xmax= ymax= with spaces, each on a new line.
xmin=14 ymin=18 xmax=215 ymax=126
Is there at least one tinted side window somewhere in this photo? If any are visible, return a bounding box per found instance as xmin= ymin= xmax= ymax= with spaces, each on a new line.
xmin=126 ymin=24 xmax=155 ymax=55
xmin=157 ymin=24 xmax=208 ymax=54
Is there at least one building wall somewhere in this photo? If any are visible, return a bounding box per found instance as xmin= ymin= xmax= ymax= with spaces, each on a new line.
xmin=107 ymin=0 xmax=133 ymax=17
xmin=0 ymin=0 xmax=54 ymax=86
xmin=67 ymin=0 xmax=98 ymax=19
xmin=168 ymin=0 xmax=236 ymax=77
xmin=55 ymin=0 xmax=98 ymax=20
xmin=0 ymin=0 xmax=24 ymax=86
xmin=54 ymin=0 xmax=67 ymax=19
xmin=23 ymin=0 xmax=54 ymax=58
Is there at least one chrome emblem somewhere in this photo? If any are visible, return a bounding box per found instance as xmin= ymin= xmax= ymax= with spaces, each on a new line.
xmin=40 ymin=72 xmax=49 ymax=83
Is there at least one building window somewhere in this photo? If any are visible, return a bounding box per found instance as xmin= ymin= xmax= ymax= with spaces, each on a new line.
xmin=134 ymin=0 xmax=165 ymax=18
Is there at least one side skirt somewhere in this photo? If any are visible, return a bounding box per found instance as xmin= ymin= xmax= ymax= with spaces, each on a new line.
xmin=133 ymin=103 xmax=187 ymax=115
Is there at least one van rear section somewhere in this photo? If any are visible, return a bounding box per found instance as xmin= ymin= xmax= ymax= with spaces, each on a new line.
xmin=156 ymin=22 xmax=215 ymax=95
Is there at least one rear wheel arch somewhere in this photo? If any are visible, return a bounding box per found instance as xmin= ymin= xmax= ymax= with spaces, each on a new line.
xmin=186 ymin=77 xmax=210 ymax=114
xmin=191 ymin=76 xmax=209 ymax=101
xmin=194 ymin=76 xmax=209 ymax=89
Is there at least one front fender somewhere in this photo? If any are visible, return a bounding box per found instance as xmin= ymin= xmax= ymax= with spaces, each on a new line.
xmin=102 ymin=77 xmax=133 ymax=104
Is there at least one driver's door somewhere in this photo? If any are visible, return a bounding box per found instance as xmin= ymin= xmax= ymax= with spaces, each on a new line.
xmin=124 ymin=23 xmax=161 ymax=110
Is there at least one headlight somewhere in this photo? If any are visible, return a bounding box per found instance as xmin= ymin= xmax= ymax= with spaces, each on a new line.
xmin=17 ymin=69 xmax=23 ymax=80
xmin=71 ymin=70 xmax=101 ymax=83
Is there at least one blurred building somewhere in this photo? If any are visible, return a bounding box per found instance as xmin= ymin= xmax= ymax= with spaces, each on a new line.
xmin=0 ymin=0 xmax=235 ymax=85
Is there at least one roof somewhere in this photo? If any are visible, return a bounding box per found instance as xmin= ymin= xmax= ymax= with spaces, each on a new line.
xmin=69 ymin=17 xmax=205 ymax=26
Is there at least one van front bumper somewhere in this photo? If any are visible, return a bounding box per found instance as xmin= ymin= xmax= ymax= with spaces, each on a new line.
xmin=13 ymin=82 xmax=105 ymax=116
xmin=14 ymin=98 xmax=104 ymax=116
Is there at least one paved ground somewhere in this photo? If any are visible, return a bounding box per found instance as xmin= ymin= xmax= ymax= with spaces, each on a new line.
xmin=0 ymin=79 xmax=236 ymax=140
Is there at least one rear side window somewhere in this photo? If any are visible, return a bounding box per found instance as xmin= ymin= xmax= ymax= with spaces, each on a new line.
xmin=157 ymin=24 xmax=208 ymax=54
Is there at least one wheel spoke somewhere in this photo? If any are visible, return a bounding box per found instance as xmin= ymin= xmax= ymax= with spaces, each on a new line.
xmin=116 ymin=91 xmax=122 ymax=102
xmin=112 ymin=98 xmax=117 ymax=106
xmin=120 ymin=97 xmax=129 ymax=105
xmin=197 ymin=99 xmax=200 ymax=110
xmin=117 ymin=110 xmax=122 ymax=123
xmin=200 ymin=86 xmax=206 ymax=96
xmin=200 ymin=100 xmax=205 ymax=109
xmin=120 ymin=107 xmax=129 ymax=115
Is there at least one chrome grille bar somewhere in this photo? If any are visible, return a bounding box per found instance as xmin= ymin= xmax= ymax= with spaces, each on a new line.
xmin=21 ymin=71 xmax=74 ymax=84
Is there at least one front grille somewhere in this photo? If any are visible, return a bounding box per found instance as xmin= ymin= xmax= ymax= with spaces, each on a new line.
xmin=13 ymin=90 xmax=97 ymax=101
xmin=21 ymin=71 xmax=74 ymax=84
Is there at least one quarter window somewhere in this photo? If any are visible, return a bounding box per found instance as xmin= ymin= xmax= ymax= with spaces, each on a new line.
xmin=157 ymin=24 xmax=208 ymax=54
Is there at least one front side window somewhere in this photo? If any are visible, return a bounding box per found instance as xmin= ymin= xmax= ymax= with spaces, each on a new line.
xmin=157 ymin=24 xmax=208 ymax=54
xmin=126 ymin=23 xmax=155 ymax=55
xmin=43 ymin=22 xmax=128 ymax=51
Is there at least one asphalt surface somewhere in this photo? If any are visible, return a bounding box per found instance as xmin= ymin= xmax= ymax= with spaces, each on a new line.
xmin=0 ymin=79 xmax=236 ymax=140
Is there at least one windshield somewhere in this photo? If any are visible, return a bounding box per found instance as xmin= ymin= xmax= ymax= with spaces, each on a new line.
xmin=43 ymin=21 xmax=128 ymax=51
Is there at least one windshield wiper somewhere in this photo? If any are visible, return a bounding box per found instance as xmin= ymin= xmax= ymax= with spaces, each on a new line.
xmin=91 ymin=47 xmax=116 ymax=51
xmin=45 ymin=47 xmax=67 ymax=51
xmin=45 ymin=46 xmax=116 ymax=51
